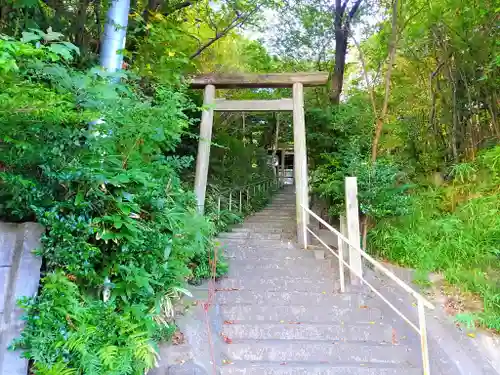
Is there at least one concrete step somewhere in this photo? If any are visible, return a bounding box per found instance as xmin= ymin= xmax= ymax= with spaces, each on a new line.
xmin=219 ymin=238 xmax=294 ymax=247
xmin=220 ymin=362 xmax=421 ymax=375
xmin=226 ymin=258 xmax=331 ymax=275
xmin=220 ymin=304 xmax=382 ymax=323
xmin=248 ymin=233 xmax=283 ymax=240
xmin=218 ymin=232 xmax=250 ymax=239
xmin=221 ymin=322 xmax=392 ymax=342
xmin=227 ymin=265 xmax=331 ymax=278
xmin=224 ymin=340 xmax=416 ymax=364
xmin=230 ymin=227 xmax=292 ymax=234
xmin=215 ymin=290 xmax=361 ymax=306
xmin=240 ymin=225 xmax=294 ymax=231
xmin=249 ymin=216 xmax=293 ymax=220
xmin=222 ymin=248 xmax=311 ymax=261
xmin=217 ymin=276 xmax=337 ymax=293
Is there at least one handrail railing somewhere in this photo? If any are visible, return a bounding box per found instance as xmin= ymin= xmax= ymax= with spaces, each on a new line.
xmin=301 ymin=204 xmax=434 ymax=375
xmin=208 ymin=176 xmax=284 ymax=215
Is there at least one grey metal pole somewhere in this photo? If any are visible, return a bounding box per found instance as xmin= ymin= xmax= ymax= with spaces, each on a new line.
xmin=100 ymin=0 xmax=131 ymax=72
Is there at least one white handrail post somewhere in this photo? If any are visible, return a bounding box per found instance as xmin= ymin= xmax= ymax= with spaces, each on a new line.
xmin=339 ymin=215 xmax=349 ymax=264
xmin=280 ymin=150 xmax=285 ymax=186
xmin=337 ymin=229 xmax=346 ymax=293
xmin=345 ymin=177 xmax=363 ymax=284
xmin=217 ymin=196 xmax=221 ymax=215
xmin=246 ymin=188 xmax=250 ymax=206
xmin=302 ymin=206 xmax=308 ymax=249
xmin=229 ymin=192 xmax=232 ymax=211
xmin=418 ymin=300 xmax=431 ymax=375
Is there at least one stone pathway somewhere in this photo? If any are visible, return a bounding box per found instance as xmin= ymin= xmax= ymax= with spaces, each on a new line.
xmin=215 ymin=187 xmax=422 ymax=375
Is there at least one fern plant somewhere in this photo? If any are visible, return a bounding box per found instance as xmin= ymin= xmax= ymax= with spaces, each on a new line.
xmin=2 ymin=34 xmax=220 ymax=374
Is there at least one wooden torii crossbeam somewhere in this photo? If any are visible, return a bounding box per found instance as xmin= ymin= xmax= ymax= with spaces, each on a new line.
xmin=190 ymin=72 xmax=328 ymax=245
xmin=190 ymin=72 xmax=329 ymax=89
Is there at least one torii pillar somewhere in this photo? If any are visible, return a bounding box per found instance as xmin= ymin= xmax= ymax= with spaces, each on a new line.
xmin=190 ymin=72 xmax=328 ymax=244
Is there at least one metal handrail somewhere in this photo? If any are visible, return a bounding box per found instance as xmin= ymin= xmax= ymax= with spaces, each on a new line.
xmin=301 ymin=204 xmax=434 ymax=375
xmin=209 ymin=177 xmax=277 ymax=196
xmin=209 ymin=176 xmax=284 ymax=215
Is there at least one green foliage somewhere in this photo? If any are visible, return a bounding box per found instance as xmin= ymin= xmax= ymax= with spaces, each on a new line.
xmin=312 ymin=154 xmax=412 ymax=220
xmin=307 ymin=98 xmax=411 ymax=221
xmin=0 ymin=35 xmax=225 ymax=374
xmin=370 ymin=147 xmax=500 ymax=330
xmin=14 ymin=273 xmax=158 ymax=375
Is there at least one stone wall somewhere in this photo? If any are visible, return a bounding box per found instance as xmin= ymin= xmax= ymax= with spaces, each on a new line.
xmin=0 ymin=222 xmax=44 ymax=375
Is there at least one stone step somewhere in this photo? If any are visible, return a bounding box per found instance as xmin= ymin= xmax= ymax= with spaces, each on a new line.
xmin=221 ymin=322 xmax=392 ymax=342
xmin=215 ymin=290 xmax=361 ymax=306
xmin=261 ymin=210 xmax=294 ymax=214
xmin=228 ymin=227 xmax=251 ymax=232
xmin=220 ymin=304 xmax=382 ymax=323
xmin=240 ymin=223 xmax=294 ymax=229
xmin=226 ymin=257 xmax=331 ymax=273
xmin=218 ymin=232 xmax=250 ymax=239
xmin=232 ymin=227 xmax=294 ymax=235
xmin=217 ymin=276 xmax=337 ymax=293
xmin=222 ymin=248 xmax=310 ymax=261
xmin=219 ymin=238 xmax=294 ymax=247
xmin=244 ymin=220 xmax=294 ymax=225
xmin=249 ymin=215 xmax=293 ymax=219
xmin=231 ymin=227 xmax=289 ymax=234
xmin=220 ymin=362 xmax=421 ymax=375
xmin=223 ymin=340 xmax=416 ymax=364
xmin=248 ymin=233 xmax=283 ymax=240
xmin=227 ymin=263 xmax=332 ymax=278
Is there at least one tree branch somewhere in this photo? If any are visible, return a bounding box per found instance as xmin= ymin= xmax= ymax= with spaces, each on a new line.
xmin=162 ymin=0 xmax=199 ymax=16
xmin=348 ymin=0 xmax=363 ymax=19
xmin=371 ymin=0 xmax=399 ymax=162
xmin=189 ymin=6 xmax=260 ymax=60
xmin=350 ymin=33 xmax=377 ymax=115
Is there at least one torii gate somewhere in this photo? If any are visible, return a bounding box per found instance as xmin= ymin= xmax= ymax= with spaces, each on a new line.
xmin=190 ymin=72 xmax=329 ymax=242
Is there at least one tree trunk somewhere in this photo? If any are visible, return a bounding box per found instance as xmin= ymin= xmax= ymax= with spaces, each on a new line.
xmin=370 ymin=0 xmax=399 ymax=162
xmin=330 ymin=29 xmax=348 ymax=104
xmin=329 ymin=0 xmax=363 ymax=105
xmin=74 ymin=0 xmax=90 ymax=49
xmin=352 ymin=34 xmax=377 ymax=115
xmin=445 ymin=64 xmax=459 ymax=162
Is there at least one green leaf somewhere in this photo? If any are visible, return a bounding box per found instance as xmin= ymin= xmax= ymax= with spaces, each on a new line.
xmin=75 ymin=191 xmax=84 ymax=205
xmin=21 ymin=31 xmax=41 ymax=43
xmin=44 ymin=27 xmax=65 ymax=42
xmin=47 ymin=43 xmax=74 ymax=60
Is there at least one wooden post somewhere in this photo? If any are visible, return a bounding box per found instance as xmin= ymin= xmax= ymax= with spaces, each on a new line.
xmin=272 ymin=114 xmax=280 ymax=177
xmin=345 ymin=177 xmax=362 ymax=283
xmin=339 ymin=215 xmax=349 ymax=263
xmin=293 ymin=82 xmax=309 ymax=246
xmin=194 ymin=84 xmax=215 ymax=214
xmin=280 ymin=150 xmax=285 ymax=184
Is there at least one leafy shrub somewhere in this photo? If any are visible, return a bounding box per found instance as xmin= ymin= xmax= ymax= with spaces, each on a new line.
xmin=370 ymin=147 xmax=500 ymax=330
xmin=311 ymin=153 xmax=412 ymax=220
xmin=13 ymin=273 xmax=158 ymax=375
xmin=0 ymin=34 xmax=227 ymax=373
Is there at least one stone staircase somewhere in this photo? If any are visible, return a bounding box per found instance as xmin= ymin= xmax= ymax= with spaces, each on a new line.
xmin=215 ymin=187 xmax=422 ymax=375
